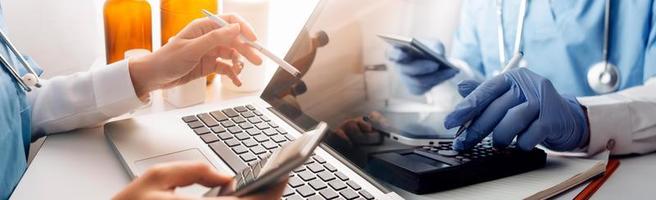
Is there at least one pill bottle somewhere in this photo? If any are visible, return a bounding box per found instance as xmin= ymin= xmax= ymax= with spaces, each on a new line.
xmin=103 ymin=0 xmax=153 ymax=64
xmin=161 ymin=0 xmax=221 ymax=84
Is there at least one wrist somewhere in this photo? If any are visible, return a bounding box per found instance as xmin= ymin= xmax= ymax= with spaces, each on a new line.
xmin=128 ymin=54 xmax=158 ymax=102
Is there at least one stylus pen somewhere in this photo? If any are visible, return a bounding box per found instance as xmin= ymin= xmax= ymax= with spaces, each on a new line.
xmin=202 ymin=10 xmax=302 ymax=78
xmin=454 ymin=52 xmax=524 ymax=138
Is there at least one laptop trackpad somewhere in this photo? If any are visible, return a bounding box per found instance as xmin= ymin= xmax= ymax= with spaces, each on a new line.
xmin=134 ymin=148 xmax=214 ymax=197
xmin=134 ymin=148 xmax=214 ymax=175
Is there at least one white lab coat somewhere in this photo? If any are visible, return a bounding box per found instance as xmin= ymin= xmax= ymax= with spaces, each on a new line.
xmin=27 ymin=60 xmax=143 ymax=139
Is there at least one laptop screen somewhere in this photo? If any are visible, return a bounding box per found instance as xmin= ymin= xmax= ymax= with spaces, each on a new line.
xmin=261 ymin=0 xmax=457 ymax=171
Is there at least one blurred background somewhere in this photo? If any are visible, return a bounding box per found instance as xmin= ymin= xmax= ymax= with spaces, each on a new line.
xmin=0 ymin=0 xmax=461 ymax=78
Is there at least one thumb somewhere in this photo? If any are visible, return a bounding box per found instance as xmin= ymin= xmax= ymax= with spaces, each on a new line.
xmin=188 ymin=24 xmax=241 ymax=56
xmin=456 ymin=79 xmax=481 ymax=97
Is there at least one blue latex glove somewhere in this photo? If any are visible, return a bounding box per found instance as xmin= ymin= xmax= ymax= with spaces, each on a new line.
xmin=387 ymin=41 xmax=459 ymax=95
xmin=445 ymin=68 xmax=589 ymax=152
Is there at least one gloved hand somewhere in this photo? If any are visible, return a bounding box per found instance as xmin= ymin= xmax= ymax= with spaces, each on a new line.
xmin=386 ymin=41 xmax=458 ymax=95
xmin=445 ymin=68 xmax=589 ymax=152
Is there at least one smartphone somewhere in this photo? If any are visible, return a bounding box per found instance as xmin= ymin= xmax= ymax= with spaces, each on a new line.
xmin=378 ymin=34 xmax=459 ymax=71
xmin=206 ymin=122 xmax=329 ymax=197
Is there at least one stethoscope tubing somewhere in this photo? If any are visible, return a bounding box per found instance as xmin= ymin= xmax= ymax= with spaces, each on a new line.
xmin=497 ymin=0 xmax=618 ymax=94
xmin=0 ymin=29 xmax=41 ymax=92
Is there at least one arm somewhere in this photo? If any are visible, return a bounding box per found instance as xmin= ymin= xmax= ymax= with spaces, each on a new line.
xmin=27 ymin=60 xmax=143 ymax=138
xmin=579 ymin=3 xmax=656 ymax=155
xmin=27 ymin=15 xmax=262 ymax=138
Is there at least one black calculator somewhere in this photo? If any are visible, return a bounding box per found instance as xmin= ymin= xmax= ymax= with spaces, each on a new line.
xmin=367 ymin=139 xmax=547 ymax=194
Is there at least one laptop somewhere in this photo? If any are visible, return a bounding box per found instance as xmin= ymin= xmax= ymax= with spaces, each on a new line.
xmin=106 ymin=0 xmax=454 ymax=199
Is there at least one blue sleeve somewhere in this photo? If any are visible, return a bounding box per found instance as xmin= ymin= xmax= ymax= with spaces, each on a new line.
xmin=644 ymin=2 xmax=656 ymax=81
xmin=451 ymin=0 xmax=486 ymax=76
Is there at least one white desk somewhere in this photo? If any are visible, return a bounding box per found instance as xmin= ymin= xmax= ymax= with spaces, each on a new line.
xmin=10 ymin=81 xmax=656 ymax=199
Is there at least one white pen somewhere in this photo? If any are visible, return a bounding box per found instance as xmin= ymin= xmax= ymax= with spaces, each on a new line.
xmin=202 ymin=10 xmax=301 ymax=78
xmin=454 ymin=52 xmax=524 ymax=138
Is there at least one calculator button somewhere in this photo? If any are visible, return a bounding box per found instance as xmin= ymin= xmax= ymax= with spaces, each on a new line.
xmin=438 ymin=150 xmax=459 ymax=157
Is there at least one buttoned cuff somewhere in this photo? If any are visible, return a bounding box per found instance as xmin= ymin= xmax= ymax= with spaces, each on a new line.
xmin=577 ymin=94 xmax=632 ymax=155
xmin=91 ymin=59 xmax=144 ymax=117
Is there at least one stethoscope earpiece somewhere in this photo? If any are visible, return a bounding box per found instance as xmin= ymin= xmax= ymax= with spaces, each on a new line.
xmin=21 ymin=73 xmax=39 ymax=87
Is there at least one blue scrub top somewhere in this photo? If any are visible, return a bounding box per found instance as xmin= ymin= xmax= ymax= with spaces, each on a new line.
xmin=452 ymin=0 xmax=656 ymax=96
xmin=0 ymin=5 xmax=43 ymax=199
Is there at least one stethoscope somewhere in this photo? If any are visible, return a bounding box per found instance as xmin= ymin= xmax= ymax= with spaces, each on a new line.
xmin=497 ymin=0 xmax=619 ymax=94
xmin=0 ymin=29 xmax=41 ymax=92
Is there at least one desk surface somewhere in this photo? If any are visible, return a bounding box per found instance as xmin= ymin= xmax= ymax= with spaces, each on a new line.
xmin=11 ymin=83 xmax=656 ymax=199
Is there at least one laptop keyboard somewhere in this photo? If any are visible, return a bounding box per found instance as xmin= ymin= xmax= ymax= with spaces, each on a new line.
xmin=182 ymin=105 xmax=375 ymax=200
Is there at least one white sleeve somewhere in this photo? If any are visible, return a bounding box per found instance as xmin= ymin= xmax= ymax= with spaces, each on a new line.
xmin=27 ymin=60 xmax=144 ymax=138
xmin=577 ymin=78 xmax=656 ymax=155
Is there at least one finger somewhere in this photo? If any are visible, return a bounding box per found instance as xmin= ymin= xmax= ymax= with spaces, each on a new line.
xmin=399 ymin=72 xmax=444 ymax=95
xmin=398 ymin=60 xmax=440 ymax=76
xmin=453 ymin=87 xmax=524 ymax=151
xmin=142 ymin=162 xmax=232 ymax=190
xmin=188 ymin=24 xmax=242 ymax=56
xmin=235 ymin=43 xmax=263 ymax=65
xmin=387 ymin=47 xmax=419 ymax=63
xmin=516 ymin=120 xmax=549 ymax=151
xmin=221 ymin=13 xmax=258 ymax=41
xmin=219 ymin=57 xmax=242 ymax=87
xmin=456 ymin=79 xmax=482 ymax=97
xmin=492 ymin=102 xmax=539 ymax=148
xmin=231 ymin=49 xmax=244 ymax=75
xmin=444 ymin=75 xmax=512 ymax=129
xmin=344 ymin=121 xmax=364 ymax=136
xmin=356 ymin=119 xmax=373 ymax=133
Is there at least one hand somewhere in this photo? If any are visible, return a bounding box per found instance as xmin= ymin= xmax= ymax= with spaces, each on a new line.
xmin=113 ymin=162 xmax=287 ymax=200
xmin=129 ymin=14 xmax=264 ymax=100
xmin=444 ymin=68 xmax=589 ymax=152
xmin=386 ymin=41 xmax=458 ymax=95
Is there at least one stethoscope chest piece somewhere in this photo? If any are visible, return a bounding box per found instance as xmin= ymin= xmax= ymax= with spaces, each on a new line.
xmin=587 ymin=61 xmax=620 ymax=94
